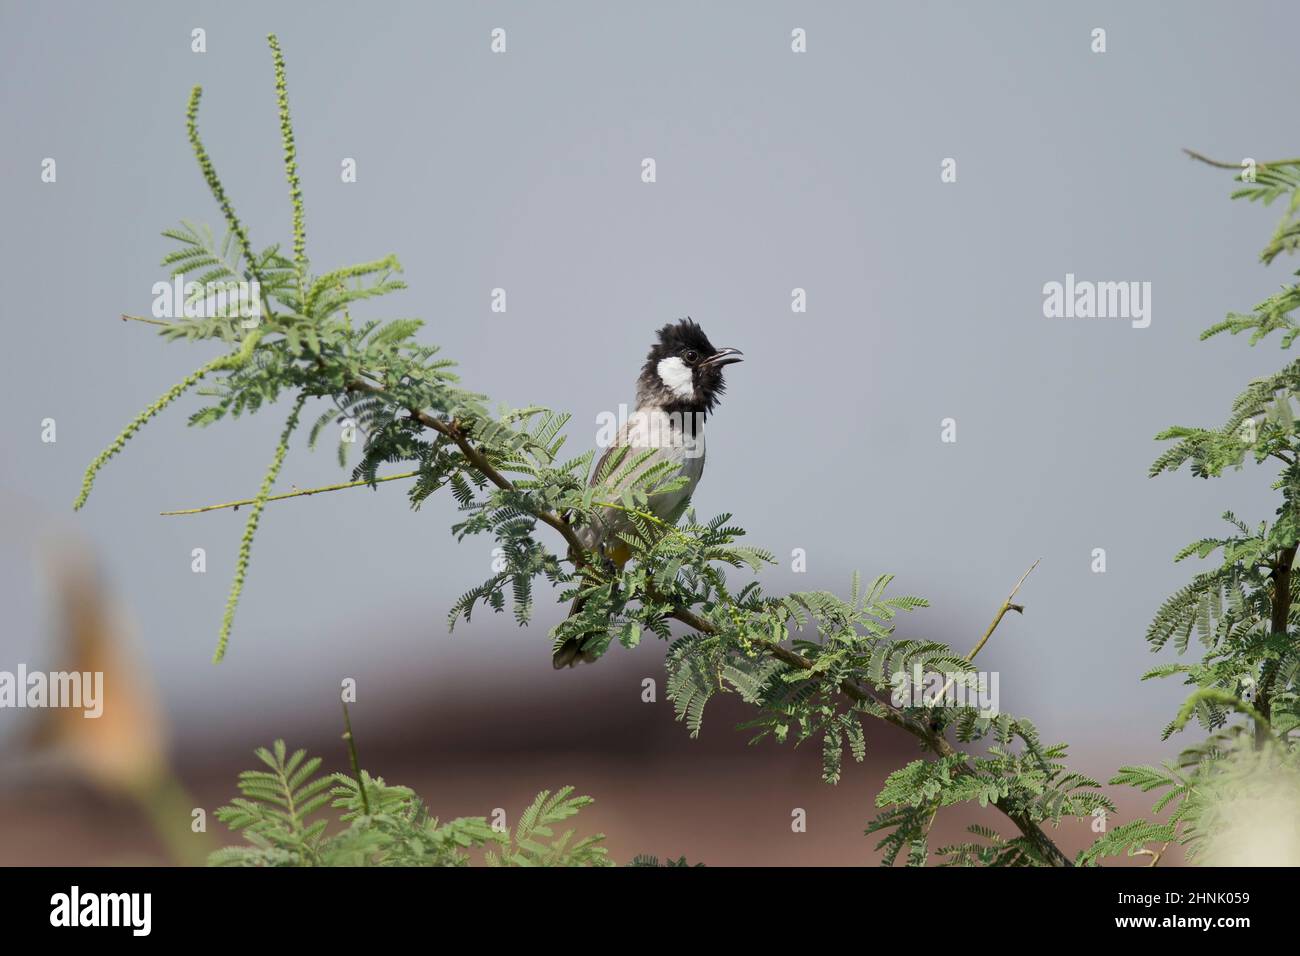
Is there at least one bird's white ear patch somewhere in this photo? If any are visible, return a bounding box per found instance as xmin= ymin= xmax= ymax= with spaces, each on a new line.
xmin=657 ymin=356 xmax=694 ymax=399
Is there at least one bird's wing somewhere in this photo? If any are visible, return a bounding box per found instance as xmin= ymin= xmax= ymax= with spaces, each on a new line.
xmin=577 ymin=422 xmax=633 ymax=550
xmin=590 ymin=437 xmax=629 ymax=489
xmin=589 ymin=436 xmax=629 ymax=490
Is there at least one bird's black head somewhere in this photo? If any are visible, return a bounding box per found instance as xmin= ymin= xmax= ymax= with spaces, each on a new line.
xmin=637 ymin=317 xmax=743 ymax=417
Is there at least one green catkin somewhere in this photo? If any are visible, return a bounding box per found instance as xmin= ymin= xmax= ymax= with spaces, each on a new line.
xmin=72 ymin=330 xmax=263 ymax=511
xmin=73 ymin=365 xmax=212 ymax=511
xmin=186 ymin=85 xmax=261 ymax=285
xmin=267 ymin=34 xmax=307 ymax=297
xmin=213 ymin=393 xmax=307 ymax=663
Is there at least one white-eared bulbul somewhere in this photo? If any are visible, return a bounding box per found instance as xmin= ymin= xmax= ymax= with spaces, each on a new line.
xmin=554 ymin=318 xmax=743 ymax=668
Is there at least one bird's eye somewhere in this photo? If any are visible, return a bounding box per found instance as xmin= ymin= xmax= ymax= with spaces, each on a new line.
xmin=683 ymin=350 xmax=699 ymax=364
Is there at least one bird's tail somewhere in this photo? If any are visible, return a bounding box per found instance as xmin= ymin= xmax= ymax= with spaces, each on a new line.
xmin=553 ymin=534 xmax=634 ymax=668
xmin=552 ymin=591 xmax=600 ymax=668
xmin=554 ymin=543 xmax=632 ymax=668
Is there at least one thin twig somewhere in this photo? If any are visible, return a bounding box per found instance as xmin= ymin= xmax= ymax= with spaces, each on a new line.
xmin=915 ymin=804 xmax=940 ymax=862
xmin=121 ymin=313 xmax=174 ymax=327
xmin=161 ymin=471 xmax=417 ymax=515
xmin=932 ymin=559 xmax=1040 ymax=703
xmin=1183 ymin=149 xmax=1300 ymax=170
xmin=341 ymin=701 xmax=369 ymax=816
xmin=1135 ymin=841 xmax=1171 ymax=867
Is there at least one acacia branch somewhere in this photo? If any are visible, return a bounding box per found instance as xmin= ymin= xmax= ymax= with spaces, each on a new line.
xmin=323 ymin=381 xmax=1073 ymax=865
xmin=153 ymin=374 xmax=592 ymax=554
xmin=344 ymin=378 xmax=591 ymax=562
xmin=664 ymin=601 xmax=1074 ymax=867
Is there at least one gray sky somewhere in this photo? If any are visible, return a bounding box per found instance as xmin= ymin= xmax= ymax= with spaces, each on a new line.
xmin=2 ymin=0 xmax=1298 ymax=768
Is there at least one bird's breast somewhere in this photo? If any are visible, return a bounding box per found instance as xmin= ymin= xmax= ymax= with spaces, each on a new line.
xmin=623 ymin=409 xmax=704 ymax=521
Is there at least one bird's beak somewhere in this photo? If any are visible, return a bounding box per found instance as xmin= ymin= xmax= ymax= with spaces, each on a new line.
xmin=703 ymin=347 xmax=743 ymax=367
